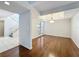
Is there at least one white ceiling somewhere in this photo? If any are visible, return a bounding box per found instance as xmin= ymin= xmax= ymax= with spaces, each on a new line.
xmin=40 ymin=8 xmax=79 ymax=20
xmin=0 ymin=1 xmax=78 ymax=17
xmin=29 ymin=1 xmax=75 ymax=12
xmin=65 ymin=8 xmax=79 ymax=19
xmin=0 ymin=9 xmax=15 ymax=18
xmin=0 ymin=1 xmax=29 ymax=14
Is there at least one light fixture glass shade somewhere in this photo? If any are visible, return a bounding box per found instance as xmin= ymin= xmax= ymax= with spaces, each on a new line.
xmin=49 ymin=20 xmax=55 ymax=23
xmin=4 ymin=1 xmax=10 ymax=5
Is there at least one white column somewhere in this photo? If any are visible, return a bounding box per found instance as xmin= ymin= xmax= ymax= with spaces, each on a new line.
xmin=19 ymin=11 xmax=32 ymax=50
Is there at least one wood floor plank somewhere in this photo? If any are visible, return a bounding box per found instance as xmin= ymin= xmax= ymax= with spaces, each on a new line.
xmin=0 ymin=35 xmax=79 ymax=57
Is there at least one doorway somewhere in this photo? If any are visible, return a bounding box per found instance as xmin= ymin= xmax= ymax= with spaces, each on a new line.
xmin=0 ymin=20 xmax=4 ymax=37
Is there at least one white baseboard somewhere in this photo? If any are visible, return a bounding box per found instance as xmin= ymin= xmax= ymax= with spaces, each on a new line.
xmin=71 ymin=38 xmax=79 ymax=48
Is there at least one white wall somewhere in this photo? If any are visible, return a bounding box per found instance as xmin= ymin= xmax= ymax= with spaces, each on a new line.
xmin=0 ymin=14 xmax=19 ymax=53
xmin=19 ymin=11 xmax=32 ymax=49
xmin=0 ymin=37 xmax=19 ymax=53
xmin=4 ymin=14 xmax=19 ymax=37
xmin=45 ymin=19 xmax=71 ymax=38
xmin=71 ymin=12 xmax=79 ymax=48
xmin=31 ymin=8 xmax=40 ymax=39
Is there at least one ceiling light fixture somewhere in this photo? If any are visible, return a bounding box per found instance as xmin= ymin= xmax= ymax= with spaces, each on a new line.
xmin=49 ymin=20 xmax=55 ymax=23
xmin=4 ymin=1 xmax=10 ymax=6
xmin=49 ymin=15 xmax=55 ymax=23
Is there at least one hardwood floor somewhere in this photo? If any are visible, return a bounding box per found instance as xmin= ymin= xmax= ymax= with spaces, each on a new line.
xmin=0 ymin=46 xmax=19 ymax=57
xmin=0 ymin=35 xmax=79 ymax=57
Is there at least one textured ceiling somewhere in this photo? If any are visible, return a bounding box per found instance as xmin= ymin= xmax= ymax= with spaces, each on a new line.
xmin=0 ymin=1 xmax=79 ymax=16
xmin=29 ymin=1 xmax=75 ymax=12
xmin=0 ymin=1 xmax=29 ymax=14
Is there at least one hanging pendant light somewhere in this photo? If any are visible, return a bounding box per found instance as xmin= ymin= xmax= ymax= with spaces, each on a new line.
xmin=49 ymin=14 xmax=55 ymax=23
